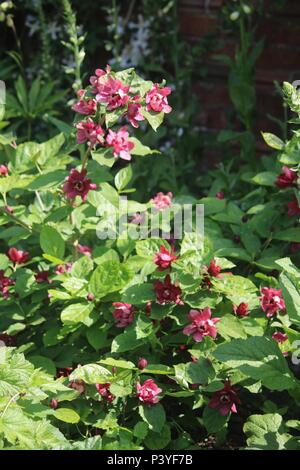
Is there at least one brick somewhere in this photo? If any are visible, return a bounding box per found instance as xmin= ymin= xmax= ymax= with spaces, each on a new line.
xmin=179 ymin=11 xmax=218 ymax=37
xmin=179 ymin=0 xmax=224 ymax=9
xmin=257 ymin=45 xmax=300 ymax=70
xmin=257 ymin=19 xmax=300 ymax=46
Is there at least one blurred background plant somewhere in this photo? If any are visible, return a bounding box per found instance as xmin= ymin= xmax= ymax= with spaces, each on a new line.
xmin=0 ymin=0 xmax=290 ymax=196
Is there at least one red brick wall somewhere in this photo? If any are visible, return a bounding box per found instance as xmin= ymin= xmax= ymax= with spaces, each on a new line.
xmin=178 ymin=0 xmax=300 ymax=151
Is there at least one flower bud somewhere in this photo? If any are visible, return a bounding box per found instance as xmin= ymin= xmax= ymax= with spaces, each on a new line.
xmin=137 ymin=358 xmax=148 ymax=370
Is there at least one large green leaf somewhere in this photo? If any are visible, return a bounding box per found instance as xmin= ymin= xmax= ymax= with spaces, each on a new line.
xmin=244 ymin=414 xmax=292 ymax=450
xmin=138 ymin=403 xmax=165 ymax=432
xmin=40 ymin=226 xmax=65 ymax=259
xmin=111 ymin=316 xmax=153 ymax=353
xmin=60 ymin=302 xmax=94 ymax=325
xmin=213 ymin=336 xmax=296 ymax=391
xmin=69 ymin=364 xmax=111 ymax=384
xmin=89 ymin=260 xmax=134 ymax=299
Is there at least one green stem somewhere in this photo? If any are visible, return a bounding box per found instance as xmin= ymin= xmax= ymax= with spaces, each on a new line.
xmin=81 ymin=148 xmax=91 ymax=171
xmin=1 ymin=392 xmax=22 ymax=418
xmin=0 ymin=207 xmax=33 ymax=232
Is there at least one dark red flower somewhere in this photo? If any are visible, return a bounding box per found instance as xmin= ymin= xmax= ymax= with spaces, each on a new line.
xmin=207 ymin=259 xmax=222 ymax=278
xmin=63 ymin=169 xmax=97 ymax=202
xmin=136 ymin=379 xmax=162 ymax=405
xmin=137 ymin=358 xmax=148 ymax=370
xmin=145 ymin=301 xmax=152 ymax=315
xmin=289 ymin=242 xmax=300 ymax=253
xmin=8 ymin=247 xmax=30 ymax=265
xmin=0 ymin=164 xmax=8 ymax=176
xmin=95 ymin=383 xmax=115 ymax=403
xmin=112 ymin=302 xmax=135 ymax=328
xmin=233 ymin=302 xmax=249 ymax=318
xmin=4 ymin=205 xmax=14 ymax=214
xmin=50 ymin=399 xmax=58 ymax=409
xmin=35 ymin=271 xmax=51 ymax=283
xmin=56 ymin=367 xmax=73 ymax=378
xmin=260 ymin=287 xmax=285 ymax=318
xmin=76 ymin=244 xmax=92 ymax=257
xmin=272 ymin=331 xmax=288 ymax=344
xmin=216 ymin=191 xmax=224 ymax=200
xmin=69 ymin=380 xmax=85 ymax=394
xmin=276 ymin=166 xmax=297 ymax=189
xmin=0 ymin=270 xmax=14 ymax=299
xmin=87 ymin=293 xmax=94 ymax=301
xmin=154 ymin=274 xmax=183 ymax=305
xmin=0 ymin=333 xmax=17 ymax=346
xmin=153 ymin=245 xmax=177 ymax=271
xmin=183 ymin=308 xmax=220 ymax=342
xmin=127 ymin=96 xmax=145 ymax=128
xmin=208 ymin=380 xmax=240 ymax=416
xmin=287 ymin=196 xmax=300 ymax=217
xmin=55 ymin=263 xmax=73 ymax=274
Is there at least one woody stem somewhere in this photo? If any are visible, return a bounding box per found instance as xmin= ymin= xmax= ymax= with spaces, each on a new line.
xmin=81 ymin=148 xmax=91 ymax=171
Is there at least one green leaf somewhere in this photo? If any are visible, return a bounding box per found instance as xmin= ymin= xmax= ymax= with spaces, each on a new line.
xmin=99 ymin=358 xmax=135 ymax=370
xmin=105 ymin=107 xmax=125 ymax=127
xmin=40 ymin=226 xmax=65 ymax=259
xmin=174 ymin=359 xmax=215 ymax=386
xmin=121 ymin=283 xmax=156 ymax=305
xmin=136 ymin=238 xmax=168 ymax=258
xmin=212 ymin=275 xmax=257 ymax=305
xmin=26 ymin=170 xmax=67 ymax=190
xmin=115 ymin=165 xmax=132 ymax=191
xmin=244 ymin=413 xmax=291 ymax=450
xmin=54 ymin=408 xmax=80 ymax=424
xmin=279 ymin=273 xmax=300 ymax=327
xmin=274 ymin=228 xmax=300 ymax=243
xmin=69 ymin=364 xmax=111 ymax=384
xmin=38 ymin=133 xmax=65 ymax=166
xmin=218 ymin=314 xmax=247 ymax=339
xmin=138 ymin=403 xmax=165 ymax=432
xmin=92 ymin=148 xmax=115 ymax=167
xmin=89 ymin=260 xmax=134 ymax=299
xmin=60 ymin=302 xmax=94 ymax=326
xmin=186 ymin=359 xmax=215 ymax=384
xmin=213 ymin=336 xmax=296 ymax=391
xmin=144 ymin=424 xmax=171 ymax=450
xmin=109 ymin=383 xmax=132 ymax=397
xmin=133 ymin=421 xmax=149 ymax=440
xmin=129 ymin=137 xmax=160 ymax=156
xmin=251 ymin=172 xmax=277 ymax=186
xmin=261 ymin=132 xmax=284 ymax=150
xmin=71 ymin=256 xmax=94 ymax=278
xmin=86 ymin=326 xmax=108 ymax=351
xmin=141 ymin=109 xmax=164 ymax=131
xmin=28 ymin=356 xmax=56 ymax=376
xmin=0 ymin=350 xmax=34 ymax=397
xmin=199 ymin=197 xmax=226 ymax=215
xmin=0 ymin=254 xmax=9 ymax=270
xmin=111 ymin=316 xmax=153 ymax=353
xmin=202 ymin=406 xmax=228 ymax=433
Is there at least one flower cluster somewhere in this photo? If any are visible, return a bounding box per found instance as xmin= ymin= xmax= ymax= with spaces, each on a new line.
xmin=183 ymin=308 xmax=220 ymax=342
xmin=63 ymin=65 xmax=172 ymax=204
xmin=153 ymin=245 xmax=177 ymax=271
xmin=260 ymin=287 xmax=285 ymax=318
xmin=112 ymin=302 xmax=135 ymax=328
xmin=96 ymin=383 xmax=115 ymax=403
xmin=136 ymin=379 xmax=162 ymax=405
